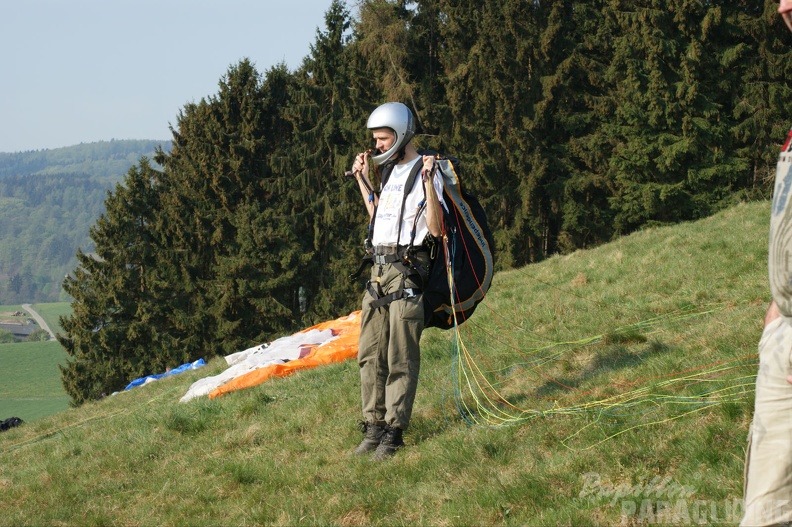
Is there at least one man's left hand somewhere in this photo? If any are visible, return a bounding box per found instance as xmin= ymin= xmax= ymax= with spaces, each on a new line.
xmin=422 ymin=155 xmax=436 ymax=175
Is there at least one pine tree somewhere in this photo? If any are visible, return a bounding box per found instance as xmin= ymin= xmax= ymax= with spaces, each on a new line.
xmin=552 ymin=0 xmax=615 ymax=252
xmin=155 ymin=59 xmax=303 ymax=358
xmin=57 ymin=0 xmax=792 ymax=404
xmin=600 ymin=0 xmax=757 ymax=234
xmin=355 ymin=0 xmax=421 ymax=112
xmin=59 ymin=159 xmax=169 ymax=403
xmin=521 ymin=0 xmax=602 ymax=257
xmin=727 ymin=0 xmax=792 ymax=196
xmin=432 ymin=0 xmax=549 ymax=266
xmin=283 ymin=0 xmax=374 ymax=321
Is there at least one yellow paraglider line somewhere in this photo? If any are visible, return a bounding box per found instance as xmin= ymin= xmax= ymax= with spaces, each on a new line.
xmin=441 ymin=243 xmax=756 ymax=446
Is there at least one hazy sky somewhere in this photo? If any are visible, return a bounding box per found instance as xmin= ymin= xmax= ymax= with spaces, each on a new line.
xmin=0 ymin=0 xmax=337 ymax=153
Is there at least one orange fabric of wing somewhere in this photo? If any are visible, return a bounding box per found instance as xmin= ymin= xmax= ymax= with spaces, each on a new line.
xmin=208 ymin=311 xmax=361 ymax=399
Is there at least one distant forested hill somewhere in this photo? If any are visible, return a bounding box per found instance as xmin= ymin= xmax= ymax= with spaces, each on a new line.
xmin=0 ymin=140 xmax=170 ymax=304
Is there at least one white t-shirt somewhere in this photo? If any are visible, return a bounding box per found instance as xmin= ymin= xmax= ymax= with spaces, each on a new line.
xmin=371 ymin=157 xmax=445 ymax=247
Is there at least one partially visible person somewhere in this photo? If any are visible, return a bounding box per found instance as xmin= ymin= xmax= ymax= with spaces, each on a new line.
xmin=741 ymin=3 xmax=792 ymax=524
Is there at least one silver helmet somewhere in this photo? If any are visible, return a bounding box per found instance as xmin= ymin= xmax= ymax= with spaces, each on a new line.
xmin=366 ymin=102 xmax=415 ymax=165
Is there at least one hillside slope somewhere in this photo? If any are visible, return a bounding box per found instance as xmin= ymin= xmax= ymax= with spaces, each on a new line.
xmin=0 ymin=200 xmax=769 ymax=526
xmin=0 ymin=141 xmax=170 ymax=304
xmin=0 ymin=140 xmax=168 ymax=179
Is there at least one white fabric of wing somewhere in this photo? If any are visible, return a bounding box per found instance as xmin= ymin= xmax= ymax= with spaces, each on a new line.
xmin=179 ymin=328 xmax=338 ymax=402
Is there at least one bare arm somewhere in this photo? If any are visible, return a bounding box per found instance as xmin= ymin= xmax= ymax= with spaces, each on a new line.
xmin=781 ymin=0 xmax=792 ymax=32
xmin=422 ymin=155 xmax=444 ymax=238
xmin=351 ymin=152 xmax=377 ymax=219
xmin=766 ymin=300 xmax=781 ymax=327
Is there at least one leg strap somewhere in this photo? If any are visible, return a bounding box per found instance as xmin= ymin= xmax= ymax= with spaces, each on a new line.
xmin=358 ymin=248 xmax=432 ymax=310
xmin=367 ymin=280 xmax=421 ymax=310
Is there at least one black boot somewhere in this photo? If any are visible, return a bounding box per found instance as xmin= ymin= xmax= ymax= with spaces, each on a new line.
xmin=371 ymin=426 xmax=405 ymax=460
xmin=354 ymin=421 xmax=386 ymax=455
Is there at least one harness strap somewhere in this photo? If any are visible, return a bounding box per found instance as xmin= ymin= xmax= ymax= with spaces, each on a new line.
xmin=352 ymin=157 xmax=434 ymax=308
xmin=368 ymin=285 xmax=420 ymax=310
xmin=350 ymin=160 xmax=427 ymax=283
xmin=353 ymin=244 xmax=432 ymax=309
xmin=375 ymin=253 xmax=402 ymax=265
xmin=366 ymin=157 xmax=424 ymax=248
xmin=349 ymin=251 xmax=407 ymax=281
xmin=350 ymin=253 xmax=374 ymax=281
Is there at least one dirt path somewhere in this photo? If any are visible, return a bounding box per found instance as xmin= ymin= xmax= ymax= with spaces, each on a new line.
xmin=21 ymin=304 xmax=55 ymax=340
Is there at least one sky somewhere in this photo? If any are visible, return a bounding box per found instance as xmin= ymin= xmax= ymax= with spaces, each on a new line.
xmin=0 ymin=0 xmax=338 ymax=153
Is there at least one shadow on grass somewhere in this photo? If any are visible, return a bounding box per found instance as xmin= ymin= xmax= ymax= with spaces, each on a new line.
xmin=532 ymin=338 xmax=672 ymax=398
xmin=407 ymin=414 xmax=454 ymax=446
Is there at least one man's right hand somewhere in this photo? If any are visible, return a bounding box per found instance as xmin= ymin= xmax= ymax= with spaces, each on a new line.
xmin=352 ymin=151 xmax=369 ymax=178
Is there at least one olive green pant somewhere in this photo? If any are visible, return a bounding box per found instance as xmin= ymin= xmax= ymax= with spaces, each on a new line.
xmin=358 ymin=256 xmax=427 ymax=431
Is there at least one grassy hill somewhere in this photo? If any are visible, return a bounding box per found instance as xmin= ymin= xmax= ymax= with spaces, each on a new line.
xmin=0 ymin=201 xmax=769 ymax=526
xmin=0 ymin=303 xmax=71 ymax=421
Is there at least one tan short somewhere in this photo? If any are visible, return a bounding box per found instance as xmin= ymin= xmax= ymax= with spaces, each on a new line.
xmin=742 ymin=316 xmax=792 ymax=526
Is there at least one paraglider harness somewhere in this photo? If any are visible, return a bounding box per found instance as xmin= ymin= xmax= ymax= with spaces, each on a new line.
xmin=351 ymin=150 xmax=495 ymax=329
xmin=350 ymin=152 xmax=437 ymax=312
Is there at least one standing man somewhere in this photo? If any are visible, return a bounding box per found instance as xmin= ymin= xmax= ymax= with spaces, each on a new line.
xmin=348 ymin=102 xmax=445 ymax=460
xmin=741 ymin=2 xmax=792 ymax=524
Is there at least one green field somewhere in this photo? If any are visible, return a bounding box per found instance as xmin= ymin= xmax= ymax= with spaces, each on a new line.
xmin=30 ymin=301 xmax=71 ymax=336
xmin=0 ymin=341 xmax=69 ymax=421
xmin=0 ymin=303 xmax=72 ymax=421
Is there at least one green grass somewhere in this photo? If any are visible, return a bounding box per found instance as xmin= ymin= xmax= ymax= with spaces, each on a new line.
xmin=0 ymin=201 xmax=769 ymax=526
xmin=0 ymin=303 xmax=72 ymax=421
xmin=0 ymin=341 xmax=70 ymax=421
xmin=31 ymin=301 xmax=71 ymax=336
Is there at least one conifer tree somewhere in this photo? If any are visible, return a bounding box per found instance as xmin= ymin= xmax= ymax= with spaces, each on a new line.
xmin=726 ymin=0 xmax=792 ymax=194
xmin=521 ymin=0 xmax=599 ymax=257
xmin=57 ymin=0 xmax=792 ymax=404
xmin=59 ymin=159 xmax=168 ymax=403
xmin=354 ymin=0 xmax=451 ymax=146
xmin=283 ymin=0 xmax=375 ymax=321
xmin=355 ymin=0 xmax=421 ymax=113
xmin=548 ymin=1 xmax=615 ymax=252
xmin=600 ymin=0 xmax=755 ymax=233
xmin=154 ymin=60 xmax=302 ymax=358
xmin=433 ymin=0 xmax=546 ymax=266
